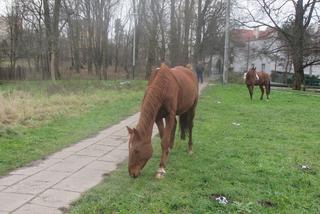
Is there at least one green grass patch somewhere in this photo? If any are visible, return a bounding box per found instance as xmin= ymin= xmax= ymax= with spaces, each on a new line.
xmin=70 ymin=84 xmax=320 ymax=214
xmin=0 ymin=80 xmax=145 ymax=175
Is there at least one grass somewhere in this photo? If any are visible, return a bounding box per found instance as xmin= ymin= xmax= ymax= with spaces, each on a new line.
xmin=0 ymin=80 xmax=146 ymax=175
xmin=70 ymin=84 xmax=320 ymax=214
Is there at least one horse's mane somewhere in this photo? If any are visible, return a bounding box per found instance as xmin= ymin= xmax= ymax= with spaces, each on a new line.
xmin=137 ymin=64 xmax=171 ymax=137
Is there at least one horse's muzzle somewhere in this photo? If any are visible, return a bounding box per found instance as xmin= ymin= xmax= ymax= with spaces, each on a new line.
xmin=129 ymin=168 xmax=141 ymax=178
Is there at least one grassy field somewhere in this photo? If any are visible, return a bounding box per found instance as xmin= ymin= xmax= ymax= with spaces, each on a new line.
xmin=0 ymin=80 xmax=145 ymax=175
xmin=70 ymin=84 xmax=320 ymax=214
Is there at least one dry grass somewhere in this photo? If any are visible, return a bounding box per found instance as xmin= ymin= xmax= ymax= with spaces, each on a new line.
xmin=0 ymin=80 xmax=144 ymax=129
xmin=0 ymin=90 xmax=103 ymax=128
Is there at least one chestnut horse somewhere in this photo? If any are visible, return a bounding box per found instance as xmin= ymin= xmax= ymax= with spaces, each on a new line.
xmin=244 ymin=67 xmax=271 ymax=100
xmin=126 ymin=64 xmax=198 ymax=178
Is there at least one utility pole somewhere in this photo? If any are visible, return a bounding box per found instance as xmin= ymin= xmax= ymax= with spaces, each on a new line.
xmin=132 ymin=14 xmax=136 ymax=80
xmin=223 ymin=0 xmax=230 ymax=84
xmin=132 ymin=0 xmax=138 ymax=80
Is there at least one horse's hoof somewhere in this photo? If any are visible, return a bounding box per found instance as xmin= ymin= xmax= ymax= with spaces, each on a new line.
xmin=155 ymin=168 xmax=166 ymax=179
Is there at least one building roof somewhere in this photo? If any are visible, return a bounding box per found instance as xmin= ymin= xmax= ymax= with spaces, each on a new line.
xmin=231 ymin=28 xmax=275 ymax=43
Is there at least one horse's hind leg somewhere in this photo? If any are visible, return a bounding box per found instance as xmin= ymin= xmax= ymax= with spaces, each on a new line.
xmin=156 ymin=115 xmax=164 ymax=139
xmin=259 ymin=85 xmax=264 ymax=100
xmin=187 ymin=103 xmax=197 ymax=155
xmin=247 ymin=85 xmax=253 ymax=100
xmin=266 ymin=82 xmax=270 ymax=99
xmin=169 ymin=118 xmax=177 ymax=149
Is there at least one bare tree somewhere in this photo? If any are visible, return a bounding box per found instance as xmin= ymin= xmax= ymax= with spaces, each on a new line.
xmin=240 ymin=0 xmax=320 ymax=90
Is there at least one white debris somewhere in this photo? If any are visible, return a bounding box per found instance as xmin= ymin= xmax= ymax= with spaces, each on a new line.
xmin=232 ymin=122 xmax=241 ymax=126
xmin=217 ymin=101 xmax=221 ymax=104
xmin=215 ymin=196 xmax=229 ymax=205
xmin=120 ymin=81 xmax=130 ymax=85
xmin=301 ymin=165 xmax=311 ymax=170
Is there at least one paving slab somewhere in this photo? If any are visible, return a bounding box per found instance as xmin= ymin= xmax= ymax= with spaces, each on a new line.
xmin=47 ymin=155 xmax=95 ymax=173
xmin=9 ymin=158 xmax=62 ymax=176
xmin=76 ymin=144 xmax=114 ymax=157
xmin=12 ymin=203 xmax=62 ymax=214
xmin=4 ymin=171 xmax=69 ymax=195
xmin=98 ymin=148 xmax=128 ymax=163
xmin=53 ymin=167 xmax=105 ymax=193
xmin=84 ymin=160 xmax=117 ymax=173
xmin=0 ymin=174 xmax=28 ymax=186
xmin=31 ymin=189 xmax=80 ymax=208
xmin=96 ymin=138 xmax=123 ymax=147
xmin=0 ymin=192 xmax=34 ymax=212
xmin=48 ymin=150 xmax=75 ymax=160
xmin=9 ymin=166 xmax=44 ymax=176
xmin=0 ymin=186 xmax=7 ymax=191
xmin=62 ymin=139 xmax=97 ymax=152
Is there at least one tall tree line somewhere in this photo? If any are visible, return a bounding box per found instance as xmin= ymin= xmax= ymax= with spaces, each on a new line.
xmin=0 ymin=0 xmax=227 ymax=80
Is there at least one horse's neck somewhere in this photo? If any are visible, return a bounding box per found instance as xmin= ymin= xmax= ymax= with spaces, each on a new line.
xmin=137 ymin=86 xmax=163 ymax=139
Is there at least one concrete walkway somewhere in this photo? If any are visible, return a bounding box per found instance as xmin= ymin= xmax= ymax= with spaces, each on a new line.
xmin=0 ymin=83 xmax=208 ymax=214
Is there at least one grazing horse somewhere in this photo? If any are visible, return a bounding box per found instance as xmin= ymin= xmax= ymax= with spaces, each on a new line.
xmin=126 ymin=63 xmax=198 ymax=178
xmin=244 ymin=67 xmax=271 ymax=100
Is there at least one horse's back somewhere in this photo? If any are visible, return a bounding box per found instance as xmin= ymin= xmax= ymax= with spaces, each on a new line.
xmin=257 ymin=71 xmax=270 ymax=83
xmin=170 ymin=66 xmax=198 ymax=95
xmin=169 ymin=66 xmax=198 ymax=114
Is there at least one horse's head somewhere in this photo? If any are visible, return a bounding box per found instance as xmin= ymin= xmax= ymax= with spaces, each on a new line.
xmin=245 ymin=67 xmax=257 ymax=84
xmin=126 ymin=126 xmax=153 ymax=178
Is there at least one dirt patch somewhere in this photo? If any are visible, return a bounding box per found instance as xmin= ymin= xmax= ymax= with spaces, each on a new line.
xmin=258 ymin=200 xmax=277 ymax=208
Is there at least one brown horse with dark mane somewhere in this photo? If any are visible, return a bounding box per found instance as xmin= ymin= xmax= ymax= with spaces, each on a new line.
xmin=244 ymin=67 xmax=271 ymax=100
xmin=126 ymin=64 xmax=198 ymax=178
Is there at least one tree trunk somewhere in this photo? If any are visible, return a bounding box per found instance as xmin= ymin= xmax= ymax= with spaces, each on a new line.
xmin=183 ymin=0 xmax=194 ymax=64
xmin=51 ymin=0 xmax=61 ymax=81
xmin=43 ymin=0 xmax=52 ymax=79
xmin=169 ymin=0 xmax=178 ymax=66
xmin=194 ymin=0 xmax=202 ymax=64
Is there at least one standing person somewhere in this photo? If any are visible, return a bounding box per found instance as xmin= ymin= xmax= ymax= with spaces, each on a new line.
xmin=196 ymin=61 xmax=204 ymax=84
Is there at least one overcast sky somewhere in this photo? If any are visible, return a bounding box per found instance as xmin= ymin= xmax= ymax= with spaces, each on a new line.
xmin=0 ymin=0 xmax=10 ymax=16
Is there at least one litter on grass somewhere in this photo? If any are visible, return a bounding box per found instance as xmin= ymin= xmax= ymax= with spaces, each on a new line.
xmin=216 ymin=196 xmax=228 ymax=204
xmin=232 ymin=122 xmax=241 ymax=126
xmin=301 ymin=165 xmax=311 ymax=170
xmin=210 ymin=194 xmax=230 ymax=205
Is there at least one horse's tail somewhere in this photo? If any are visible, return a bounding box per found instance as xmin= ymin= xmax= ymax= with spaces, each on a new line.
xmin=179 ymin=114 xmax=188 ymax=140
xmin=179 ymin=100 xmax=197 ymax=140
xmin=267 ymin=79 xmax=271 ymax=94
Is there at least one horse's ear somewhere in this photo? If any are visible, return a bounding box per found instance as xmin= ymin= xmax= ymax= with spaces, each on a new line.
xmin=127 ymin=126 xmax=134 ymax=134
xmin=133 ymin=128 xmax=140 ymax=138
xmin=160 ymin=63 xmax=170 ymax=72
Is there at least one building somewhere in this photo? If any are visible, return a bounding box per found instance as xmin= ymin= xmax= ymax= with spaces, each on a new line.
xmin=230 ymin=27 xmax=320 ymax=77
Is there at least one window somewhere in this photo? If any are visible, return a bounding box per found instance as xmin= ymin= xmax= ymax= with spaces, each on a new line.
xmin=262 ymin=63 xmax=266 ymax=71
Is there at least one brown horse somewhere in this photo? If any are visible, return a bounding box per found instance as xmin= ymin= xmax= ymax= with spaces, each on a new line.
xmin=126 ymin=63 xmax=198 ymax=178
xmin=244 ymin=67 xmax=271 ymax=100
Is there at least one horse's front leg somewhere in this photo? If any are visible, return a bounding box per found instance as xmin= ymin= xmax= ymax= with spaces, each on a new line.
xmin=156 ymin=112 xmax=175 ymax=179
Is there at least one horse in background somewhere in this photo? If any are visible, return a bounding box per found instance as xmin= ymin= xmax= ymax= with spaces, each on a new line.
xmin=127 ymin=64 xmax=198 ymax=179
xmin=244 ymin=67 xmax=271 ymax=100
